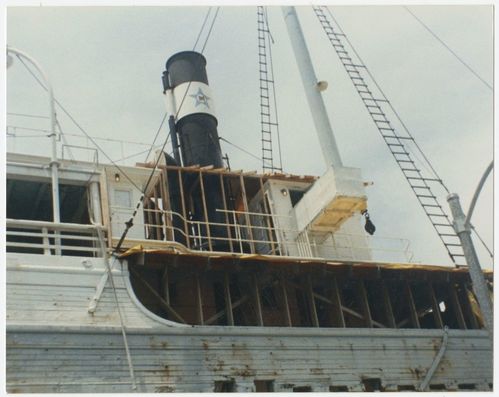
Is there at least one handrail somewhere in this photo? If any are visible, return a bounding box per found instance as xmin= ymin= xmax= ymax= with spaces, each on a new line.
xmin=112 ymin=206 xmax=414 ymax=262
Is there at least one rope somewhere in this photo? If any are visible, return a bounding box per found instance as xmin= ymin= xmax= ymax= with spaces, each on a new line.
xmin=404 ymin=6 xmax=492 ymax=92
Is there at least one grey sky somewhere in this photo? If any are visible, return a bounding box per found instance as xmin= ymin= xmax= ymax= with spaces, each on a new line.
xmin=5 ymin=4 xmax=493 ymax=268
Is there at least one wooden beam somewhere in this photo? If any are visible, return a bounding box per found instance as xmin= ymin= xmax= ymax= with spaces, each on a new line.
xmin=460 ymin=285 xmax=479 ymax=329
xmin=161 ymin=264 xmax=170 ymax=305
xmin=428 ymin=282 xmax=443 ymax=329
xmin=405 ymin=281 xmax=420 ymax=329
xmin=177 ymin=169 xmax=190 ymax=249
xmin=330 ymin=277 xmax=345 ymax=328
xmin=381 ymin=280 xmax=396 ymax=328
xmin=280 ymin=277 xmax=292 ymax=327
xmin=239 ymin=174 xmax=255 ymax=253
xmin=205 ymin=295 xmax=249 ymax=325
xmin=130 ymin=267 xmax=186 ymax=324
xmin=219 ymin=174 xmax=234 ymax=253
xmin=160 ymin=169 xmax=173 ymax=241
xmin=153 ymin=184 xmax=162 ymax=240
xmin=195 ymin=273 xmax=204 ymax=325
xmin=198 ymin=171 xmax=213 ymax=251
xmin=306 ymin=275 xmax=320 ymax=327
xmin=224 ymin=272 xmax=234 ymax=326
xmin=357 ymin=280 xmax=373 ymax=328
xmin=448 ymin=283 xmax=466 ymax=329
xmin=258 ymin=177 xmax=276 ymax=255
xmin=252 ymin=273 xmax=264 ymax=326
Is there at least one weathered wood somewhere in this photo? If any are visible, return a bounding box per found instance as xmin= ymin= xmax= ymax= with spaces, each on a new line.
xmin=252 ymin=274 xmax=264 ymax=326
xmin=129 ymin=267 xmax=186 ymax=324
xmin=357 ymin=280 xmax=373 ymax=328
xmin=224 ymin=272 xmax=234 ymax=326
xmin=160 ymin=171 xmax=173 ymax=241
xmin=239 ymin=174 xmax=255 ymax=253
xmin=219 ymin=174 xmax=234 ymax=253
xmin=381 ymin=280 xmax=396 ymax=328
xmin=195 ymin=274 xmax=204 ymax=325
xmin=177 ymin=169 xmax=190 ymax=249
xmin=405 ymin=281 xmax=420 ymax=329
xmin=448 ymin=283 xmax=466 ymax=330
xmin=152 ymin=183 xmax=162 ymax=240
xmin=204 ymin=295 xmax=249 ymax=325
xmin=198 ymin=171 xmax=213 ymax=251
xmin=161 ymin=265 xmax=170 ymax=305
xmin=428 ymin=282 xmax=443 ymax=329
xmin=258 ymin=177 xmax=276 ymax=255
xmin=306 ymin=275 xmax=320 ymax=327
xmin=280 ymin=277 xmax=292 ymax=327
xmin=460 ymin=285 xmax=479 ymax=329
xmin=330 ymin=277 xmax=345 ymax=328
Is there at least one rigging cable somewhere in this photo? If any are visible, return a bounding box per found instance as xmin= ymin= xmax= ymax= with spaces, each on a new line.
xmin=219 ymin=136 xmax=274 ymax=169
xmin=325 ymin=6 xmax=450 ymax=194
xmin=16 ymin=54 xmax=142 ymax=192
xmin=404 ymin=6 xmax=493 ymax=92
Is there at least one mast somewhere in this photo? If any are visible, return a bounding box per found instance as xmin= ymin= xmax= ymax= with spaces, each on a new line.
xmin=281 ymin=6 xmax=343 ymax=169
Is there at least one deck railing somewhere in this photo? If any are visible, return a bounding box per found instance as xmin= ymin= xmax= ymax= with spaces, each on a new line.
xmin=111 ymin=206 xmax=414 ymax=262
xmin=6 ymin=219 xmax=106 ymax=257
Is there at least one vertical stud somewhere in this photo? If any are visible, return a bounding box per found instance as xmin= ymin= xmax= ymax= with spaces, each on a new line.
xmin=224 ymin=272 xmax=234 ymax=326
xmin=252 ymin=273 xmax=264 ymax=326
xmin=307 ymin=275 xmax=320 ymax=327
xmin=330 ymin=276 xmax=345 ymax=328
xmin=381 ymin=280 xmax=396 ymax=328
xmin=357 ymin=280 xmax=373 ymax=328
xmin=428 ymin=282 xmax=444 ymax=329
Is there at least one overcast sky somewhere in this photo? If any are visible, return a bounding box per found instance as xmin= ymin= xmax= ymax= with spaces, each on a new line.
xmin=4 ymin=4 xmax=494 ymax=268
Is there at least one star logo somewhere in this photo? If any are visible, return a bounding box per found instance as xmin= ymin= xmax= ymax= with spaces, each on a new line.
xmin=190 ymin=87 xmax=211 ymax=109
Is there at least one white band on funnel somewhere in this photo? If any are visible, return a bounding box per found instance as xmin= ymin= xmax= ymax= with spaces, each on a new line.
xmin=173 ymin=81 xmax=217 ymax=122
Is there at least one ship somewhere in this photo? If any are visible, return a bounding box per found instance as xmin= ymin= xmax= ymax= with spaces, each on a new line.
xmin=5 ymin=5 xmax=493 ymax=393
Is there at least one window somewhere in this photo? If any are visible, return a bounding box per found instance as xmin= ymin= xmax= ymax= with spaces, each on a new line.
xmin=397 ymin=385 xmax=416 ymax=391
xmin=329 ymin=385 xmax=348 ymax=392
xmin=292 ymin=386 xmax=312 ymax=392
xmin=254 ymin=380 xmax=274 ymax=392
xmin=214 ymin=380 xmax=235 ymax=392
xmin=362 ymin=378 xmax=383 ymax=392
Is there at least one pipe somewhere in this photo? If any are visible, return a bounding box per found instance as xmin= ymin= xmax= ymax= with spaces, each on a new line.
xmin=6 ymin=46 xmax=61 ymax=225
xmin=465 ymin=161 xmax=493 ymax=227
xmin=447 ymin=193 xmax=493 ymax=340
xmin=281 ymin=6 xmax=343 ymax=169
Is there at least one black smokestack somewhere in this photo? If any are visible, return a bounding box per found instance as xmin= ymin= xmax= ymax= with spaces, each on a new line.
xmin=163 ymin=51 xmax=228 ymax=251
xmin=164 ymin=51 xmax=224 ymax=168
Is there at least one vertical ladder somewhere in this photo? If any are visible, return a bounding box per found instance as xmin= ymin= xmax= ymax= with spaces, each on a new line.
xmin=312 ymin=6 xmax=465 ymax=265
xmin=257 ymin=6 xmax=282 ymax=173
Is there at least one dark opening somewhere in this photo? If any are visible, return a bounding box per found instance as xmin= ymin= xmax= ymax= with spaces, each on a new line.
xmin=6 ymin=179 xmax=90 ymax=224
xmin=397 ymin=385 xmax=416 ymax=391
xmin=458 ymin=383 xmax=476 ymax=390
xmin=254 ymin=380 xmax=274 ymax=392
xmin=292 ymin=386 xmax=312 ymax=392
xmin=289 ymin=189 xmax=305 ymax=207
xmin=362 ymin=378 xmax=383 ymax=392
xmin=329 ymin=385 xmax=348 ymax=392
xmin=214 ymin=380 xmax=235 ymax=392
xmin=429 ymin=384 xmax=446 ymax=391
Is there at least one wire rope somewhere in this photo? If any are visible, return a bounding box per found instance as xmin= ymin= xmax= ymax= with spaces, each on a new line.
xmin=404 ymin=6 xmax=492 ymax=91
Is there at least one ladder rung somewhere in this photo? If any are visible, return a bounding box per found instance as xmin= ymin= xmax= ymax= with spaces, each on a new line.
xmin=416 ymin=194 xmax=437 ymax=199
xmin=433 ymin=223 xmax=453 ymax=227
xmin=439 ymin=233 xmax=458 ymax=237
xmin=422 ymin=204 xmax=441 ymax=208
